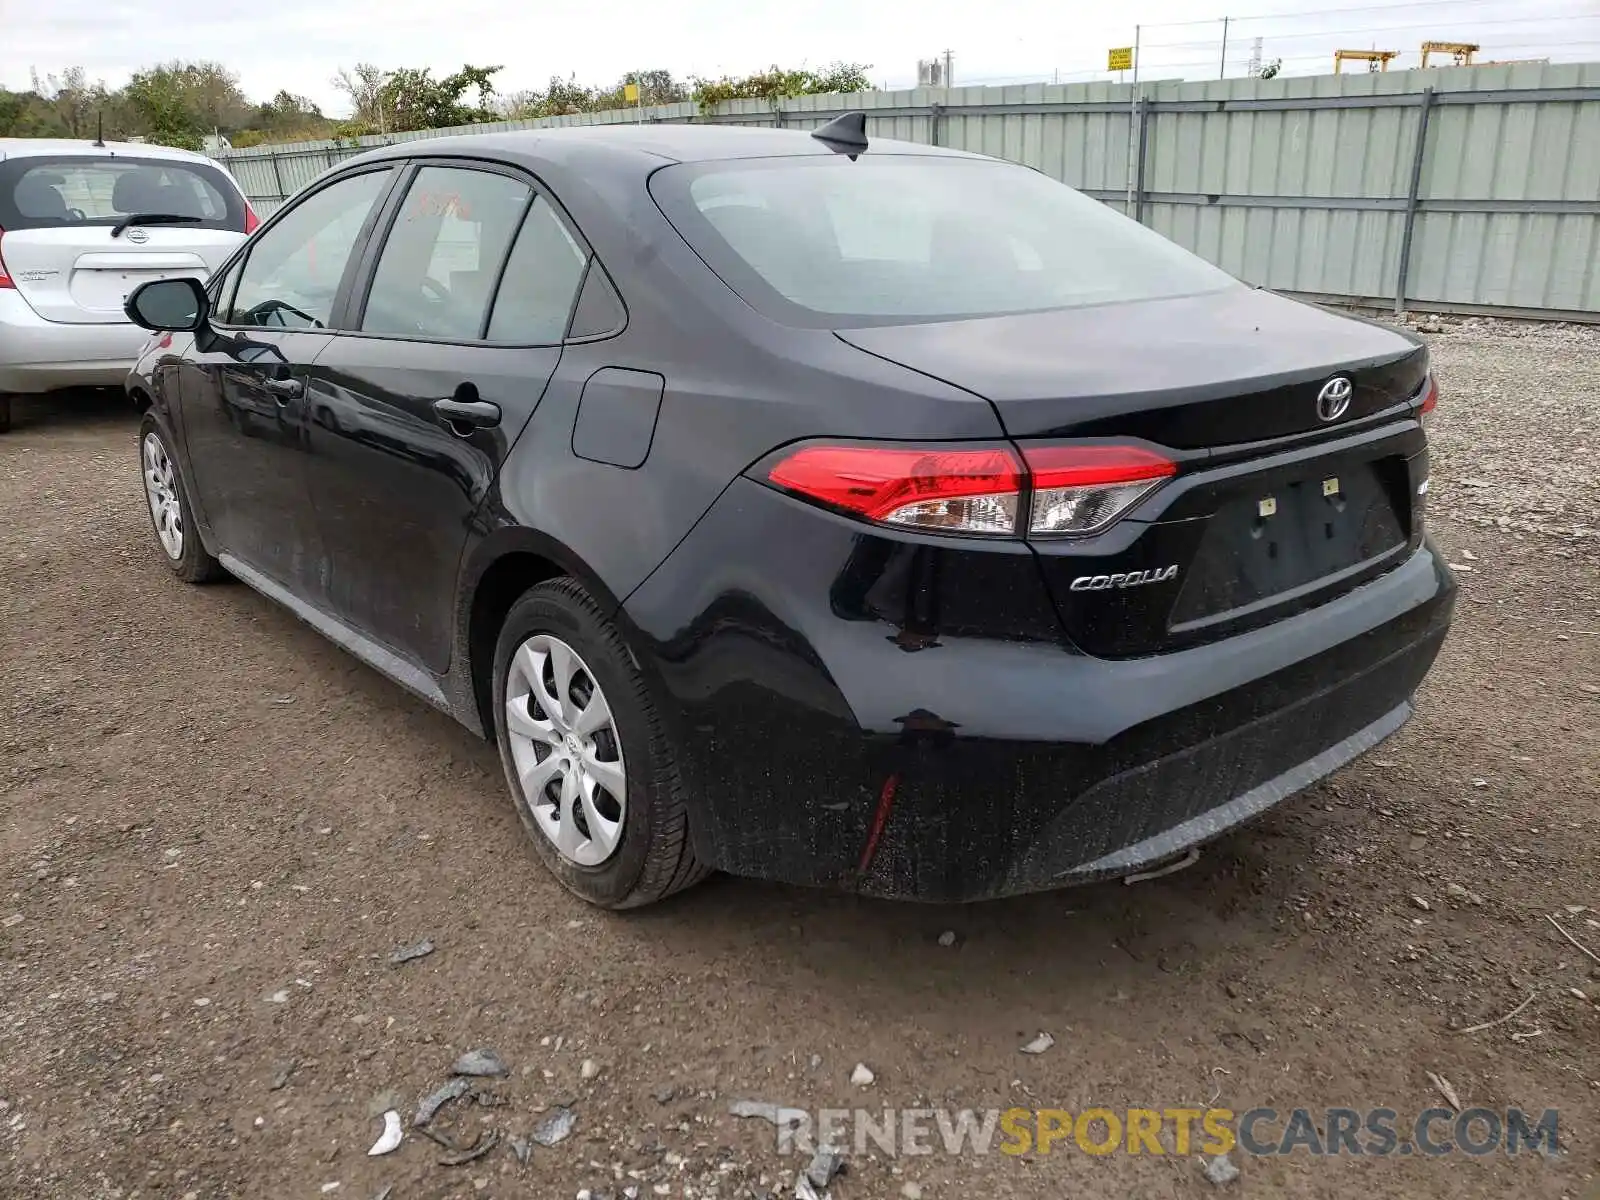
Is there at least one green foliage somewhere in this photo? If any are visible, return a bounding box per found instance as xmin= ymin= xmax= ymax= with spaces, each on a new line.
xmin=690 ymin=63 xmax=872 ymax=110
xmin=0 ymin=58 xmax=874 ymax=151
xmin=499 ymin=70 xmax=688 ymax=120
xmin=123 ymin=66 xmax=208 ymax=150
xmin=1257 ymin=59 xmax=1283 ymax=80
xmin=375 ymin=64 xmax=502 ymax=132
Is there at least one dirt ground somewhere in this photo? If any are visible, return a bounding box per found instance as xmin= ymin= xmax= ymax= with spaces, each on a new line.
xmin=1 ymin=320 xmax=1597 ymax=1200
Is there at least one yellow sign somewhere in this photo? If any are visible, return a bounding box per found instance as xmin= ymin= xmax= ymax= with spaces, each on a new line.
xmin=1108 ymin=47 xmax=1134 ymax=71
xmin=624 ymin=82 xmax=640 ymax=104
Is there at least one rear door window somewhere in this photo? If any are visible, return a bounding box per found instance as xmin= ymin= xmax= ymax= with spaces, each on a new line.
xmin=359 ymin=166 xmax=532 ymax=341
xmin=223 ymin=169 xmax=392 ymax=330
xmin=0 ymin=156 xmax=247 ymax=232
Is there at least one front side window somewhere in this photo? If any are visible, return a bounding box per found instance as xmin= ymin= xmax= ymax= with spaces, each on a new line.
xmin=485 ymin=196 xmax=588 ymax=343
xmin=225 ymin=169 xmax=391 ymax=329
xmin=0 ymin=155 xmax=246 ymax=232
xmin=360 ymin=166 xmax=532 ymax=341
xmin=651 ymin=156 xmax=1237 ymax=327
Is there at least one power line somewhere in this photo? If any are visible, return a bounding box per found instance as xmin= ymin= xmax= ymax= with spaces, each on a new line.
xmin=1142 ymin=0 xmax=1577 ymax=30
xmin=1141 ymin=12 xmax=1597 ymax=50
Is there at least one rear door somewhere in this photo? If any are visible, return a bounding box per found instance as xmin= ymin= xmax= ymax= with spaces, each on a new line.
xmin=172 ymin=166 xmax=397 ymax=601
xmin=304 ymin=160 xmax=588 ymax=672
xmin=0 ymin=154 xmax=249 ymax=323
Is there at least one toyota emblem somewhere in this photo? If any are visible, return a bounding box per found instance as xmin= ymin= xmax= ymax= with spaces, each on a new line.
xmin=1316 ymin=376 xmax=1353 ymax=422
xmin=126 ymin=227 xmax=149 ymax=244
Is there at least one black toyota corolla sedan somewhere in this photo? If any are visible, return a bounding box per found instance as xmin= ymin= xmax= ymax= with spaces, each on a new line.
xmin=123 ymin=116 xmax=1454 ymax=907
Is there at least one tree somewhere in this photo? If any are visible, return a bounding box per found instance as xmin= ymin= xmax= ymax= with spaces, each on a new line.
xmin=377 ymin=64 xmax=502 ymax=132
xmin=122 ymin=66 xmax=207 ymax=150
xmin=29 ymin=67 xmax=105 ymax=138
xmin=332 ymin=63 xmax=391 ymax=130
xmin=1257 ymin=58 xmax=1283 ymax=79
xmin=690 ymin=63 xmax=872 ymax=109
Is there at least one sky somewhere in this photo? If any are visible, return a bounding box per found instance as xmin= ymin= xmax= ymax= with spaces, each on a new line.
xmin=4 ymin=0 xmax=1598 ymax=114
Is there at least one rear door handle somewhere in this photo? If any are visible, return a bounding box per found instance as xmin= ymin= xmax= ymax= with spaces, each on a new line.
xmin=433 ymin=397 xmax=501 ymax=429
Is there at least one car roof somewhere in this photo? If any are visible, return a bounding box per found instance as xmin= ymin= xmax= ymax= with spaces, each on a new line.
xmin=348 ymin=123 xmax=986 ymax=176
xmin=0 ymin=138 xmax=220 ymax=164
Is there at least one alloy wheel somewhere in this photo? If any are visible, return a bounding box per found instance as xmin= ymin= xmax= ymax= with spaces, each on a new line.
xmin=504 ymin=633 xmax=627 ymax=866
xmin=142 ymin=432 xmax=184 ymax=560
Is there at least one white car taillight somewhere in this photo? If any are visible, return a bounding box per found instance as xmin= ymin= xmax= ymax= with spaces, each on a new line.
xmin=0 ymin=228 xmax=13 ymax=290
xmin=765 ymin=442 xmax=1177 ymax=539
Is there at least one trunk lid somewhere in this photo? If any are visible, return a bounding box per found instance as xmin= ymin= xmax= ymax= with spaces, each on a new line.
xmin=838 ymin=286 xmax=1432 ymax=657
xmin=2 ymin=226 xmax=240 ymax=323
xmin=835 ymin=285 xmax=1427 ymax=445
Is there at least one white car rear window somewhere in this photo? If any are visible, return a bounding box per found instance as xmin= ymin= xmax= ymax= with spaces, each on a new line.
xmin=0 ymin=155 xmax=245 ymax=232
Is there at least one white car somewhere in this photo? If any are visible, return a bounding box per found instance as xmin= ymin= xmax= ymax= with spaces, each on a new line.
xmin=0 ymin=138 xmax=256 ymax=431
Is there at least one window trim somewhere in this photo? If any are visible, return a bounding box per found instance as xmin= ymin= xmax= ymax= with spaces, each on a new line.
xmin=334 ymin=155 xmax=605 ymax=349
xmin=208 ymin=164 xmax=401 ymax=334
xmin=206 ymin=250 xmax=246 ymax=327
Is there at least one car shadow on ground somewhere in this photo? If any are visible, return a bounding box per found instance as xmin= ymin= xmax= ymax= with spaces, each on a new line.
xmin=6 ymin=389 xmax=133 ymax=435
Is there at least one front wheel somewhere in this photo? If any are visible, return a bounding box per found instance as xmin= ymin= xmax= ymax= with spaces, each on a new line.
xmin=492 ymin=578 xmax=708 ymax=908
xmin=138 ymin=415 xmax=223 ymax=584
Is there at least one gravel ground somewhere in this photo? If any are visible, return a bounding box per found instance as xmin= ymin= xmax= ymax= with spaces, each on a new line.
xmin=1 ymin=319 xmax=1597 ymax=1200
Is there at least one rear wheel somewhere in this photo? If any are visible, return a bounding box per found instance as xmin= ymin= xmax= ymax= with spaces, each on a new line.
xmin=138 ymin=415 xmax=224 ymax=584
xmin=492 ymin=578 xmax=708 ymax=908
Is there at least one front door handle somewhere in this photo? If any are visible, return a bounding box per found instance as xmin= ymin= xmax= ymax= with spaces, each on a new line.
xmin=433 ymin=397 xmax=501 ymax=429
xmin=261 ymin=376 xmax=303 ymax=403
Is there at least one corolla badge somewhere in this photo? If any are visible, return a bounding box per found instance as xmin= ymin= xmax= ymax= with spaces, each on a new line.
xmin=1070 ymin=565 xmax=1179 ymax=592
xmin=1317 ymin=375 xmax=1354 ymax=422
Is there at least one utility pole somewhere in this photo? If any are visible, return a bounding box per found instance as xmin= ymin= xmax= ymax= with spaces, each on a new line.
xmin=1126 ymin=25 xmax=1141 ymax=210
xmin=1248 ymin=36 xmax=1263 ymax=78
xmin=1219 ymin=17 xmax=1230 ymax=79
xmin=943 ymin=49 xmax=954 ymax=88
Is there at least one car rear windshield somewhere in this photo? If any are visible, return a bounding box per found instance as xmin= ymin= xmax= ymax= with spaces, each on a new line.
xmin=0 ymin=155 xmax=246 ymax=232
xmin=650 ymin=155 xmax=1235 ymax=327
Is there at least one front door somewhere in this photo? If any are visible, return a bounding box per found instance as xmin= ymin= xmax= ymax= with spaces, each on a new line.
xmin=305 ymin=164 xmax=589 ymax=673
xmin=173 ymin=167 xmax=396 ymax=599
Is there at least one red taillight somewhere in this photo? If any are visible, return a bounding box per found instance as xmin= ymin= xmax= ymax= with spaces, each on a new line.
xmin=765 ymin=441 xmax=1176 ymax=538
xmin=244 ymin=205 xmax=260 ymax=234
xmin=1022 ymin=444 xmax=1176 ymax=537
xmin=1419 ymin=375 xmax=1438 ymax=418
xmin=0 ymin=227 xmax=13 ymax=289
xmin=768 ymin=445 xmax=1023 ymax=536
xmin=1022 ymin=444 xmax=1177 ymax=489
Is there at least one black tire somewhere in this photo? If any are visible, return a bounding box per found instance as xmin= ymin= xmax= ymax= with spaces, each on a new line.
xmin=137 ymin=414 xmax=225 ymax=585
xmin=0 ymin=394 xmax=12 ymax=433
xmin=491 ymin=577 xmax=709 ymax=908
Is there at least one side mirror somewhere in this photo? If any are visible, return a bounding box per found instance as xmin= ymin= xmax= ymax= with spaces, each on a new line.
xmin=125 ymin=277 xmax=209 ymax=332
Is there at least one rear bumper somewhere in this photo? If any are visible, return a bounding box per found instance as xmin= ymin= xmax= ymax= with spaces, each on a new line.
xmin=623 ymin=477 xmax=1456 ymax=902
xmin=0 ymin=291 xmax=151 ymax=393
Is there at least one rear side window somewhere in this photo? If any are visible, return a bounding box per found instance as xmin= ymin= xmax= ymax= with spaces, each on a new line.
xmin=650 ymin=156 xmax=1235 ymax=328
xmin=486 ymin=196 xmax=588 ymax=343
xmin=0 ymin=155 xmax=246 ymax=232
xmin=360 ymin=166 xmax=532 ymax=341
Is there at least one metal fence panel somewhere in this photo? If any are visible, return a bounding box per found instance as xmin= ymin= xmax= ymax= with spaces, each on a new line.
xmin=219 ymin=64 xmax=1600 ymax=319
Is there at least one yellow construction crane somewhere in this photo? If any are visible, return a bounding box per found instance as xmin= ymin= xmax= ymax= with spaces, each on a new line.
xmin=1334 ymin=49 xmax=1400 ymax=73
xmin=1421 ymin=41 xmax=1480 ymax=67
